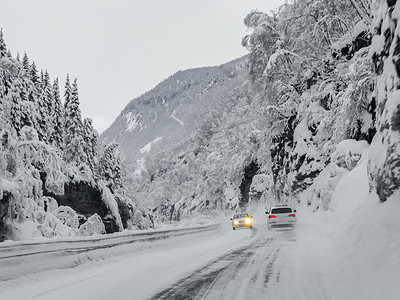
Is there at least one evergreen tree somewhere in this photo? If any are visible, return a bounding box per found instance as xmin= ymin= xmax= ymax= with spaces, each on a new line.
xmin=98 ymin=142 xmax=122 ymax=192
xmin=83 ymin=117 xmax=98 ymax=171
xmin=51 ymin=78 xmax=64 ymax=150
xmin=8 ymin=78 xmax=22 ymax=133
xmin=0 ymin=29 xmax=7 ymax=58
xmin=64 ymin=78 xmax=86 ymax=165
xmin=20 ymin=74 xmax=36 ymax=129
xmin=0 ymin=68 xmax=5 ymax=101
xmin=20 ymin=99 xmax=35 ymax=128
xmin=63 ymin=74 xmax=71 ymax=110
xmin=36 ymin=70 xmax=53 ymax=142
xmin=29 ymin=61 xmax=39 ymax=85
xmin=22 ymin=52 xmax=30 ymax=74
xmin=19 ymin=54 xmax=36 ymax=128
xmin=43 ymin=70 xmax=53 ymax=114
xmin=27 ymin=61 xmax=39 ymax=106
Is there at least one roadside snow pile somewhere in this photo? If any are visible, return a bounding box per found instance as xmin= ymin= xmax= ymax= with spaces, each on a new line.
xmin=330 ymin=139 xmax=369 ymax=170
xmin=155 ymin=214 xmax=219 ymax=230
xmin=78 ymin=214 xmax=105 ymax=236
xmin=1 ymin=178 xmax=107 ymax=240
xmin=11 ymin=199 xmax=107 ymax=240
xmin=298 ymin=141 xmax=400 ymax=299
xmin=53 ymin=206 xmax=79 ymax=229
xmin=302 ymin=139 xmax=369 ymax=210
xmin=98 ymin=181 xmax=123 ymax=231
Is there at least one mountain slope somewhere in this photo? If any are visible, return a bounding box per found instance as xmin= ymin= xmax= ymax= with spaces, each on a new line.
xmin=100 ymin=56 xmax=248 ymax=170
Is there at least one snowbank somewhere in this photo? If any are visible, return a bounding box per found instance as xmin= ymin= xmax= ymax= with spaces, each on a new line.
xmin=298 ymin=149 xmax=400 ymax=299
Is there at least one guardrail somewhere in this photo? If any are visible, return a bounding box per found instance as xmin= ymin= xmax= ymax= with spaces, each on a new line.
xmin=0 ymin=223 xmax=220 ymax=280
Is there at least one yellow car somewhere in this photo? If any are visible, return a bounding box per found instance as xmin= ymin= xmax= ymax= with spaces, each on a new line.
xmin=231 ymin=213 xmax=253 ymax=230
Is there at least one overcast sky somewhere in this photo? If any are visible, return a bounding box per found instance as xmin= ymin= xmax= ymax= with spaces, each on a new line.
xmin=1 ymin=0 xmax=284 ymax=133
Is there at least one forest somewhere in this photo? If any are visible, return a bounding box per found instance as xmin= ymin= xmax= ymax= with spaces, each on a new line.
xmin=0 ymin=30 xmax=153 ymax=241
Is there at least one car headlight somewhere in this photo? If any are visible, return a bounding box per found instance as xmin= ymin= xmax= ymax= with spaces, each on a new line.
xmin=245 ymin=218 xmax=252 ymax=224
xmin=233 ymin=220 xmax=239 ymax=225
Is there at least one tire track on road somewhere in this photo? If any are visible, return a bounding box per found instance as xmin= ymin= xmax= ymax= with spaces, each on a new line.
xmin=151 ymin=232 xmax=284 ymax=300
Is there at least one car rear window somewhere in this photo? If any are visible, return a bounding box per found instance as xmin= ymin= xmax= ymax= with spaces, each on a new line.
xmin=271 ymin=207 xmax=292 ymax=214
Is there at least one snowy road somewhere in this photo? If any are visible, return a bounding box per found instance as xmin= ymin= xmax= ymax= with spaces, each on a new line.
xmin=152 ymin=228 xmax=297 ymax=300
xmin=0 ymin=210 xmax=397 ymax=300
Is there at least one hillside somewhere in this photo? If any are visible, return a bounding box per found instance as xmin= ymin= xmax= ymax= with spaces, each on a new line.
xmin=100 ymin=56 xmax=248 ymax=171
xmin=130 ymin=0 xmax=399 ymax=224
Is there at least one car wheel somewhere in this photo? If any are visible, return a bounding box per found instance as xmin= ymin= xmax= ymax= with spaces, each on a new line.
xmin=232 ymin=227 xmax=236 ymax=230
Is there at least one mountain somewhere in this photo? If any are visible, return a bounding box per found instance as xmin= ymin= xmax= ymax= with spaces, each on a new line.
xmin=129 ymin=1 xmax=396 ymax=223
xmin=99 ymin=56 xmax=248 ymax=171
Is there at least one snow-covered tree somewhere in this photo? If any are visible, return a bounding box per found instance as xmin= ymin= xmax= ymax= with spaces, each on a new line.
xmin=0 ymin=28 xmax=154 ymax=240
xmin=63 ymin=74 xmax=71 ymax=110
xmin=0 ymin=29 xmax=7 ymax=58
xmin=368 ymin=0 xmax=400 ymax=201
xmin=83 ymin=117 xmax=98 ymax=171
xmin=7 ymin=77 xmax=23 ymax=133
xmin=63 ymin=78 xmax=86 ymax=165
xmin=50 ymin=78 xmax=64 ymax=150
xmin=350 ymin=0 xmax=372 ymax=24
xmin=22 ymin=52 xmax=29 ymax=73
xmin=36 ymin=70 xmax=54 ymax=142
xmin=97 ymin=142 xmax=122 ymax=192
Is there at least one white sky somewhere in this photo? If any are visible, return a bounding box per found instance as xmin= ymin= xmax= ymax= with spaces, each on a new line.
xmin=1 ymin=0 xmax=284 ymax=133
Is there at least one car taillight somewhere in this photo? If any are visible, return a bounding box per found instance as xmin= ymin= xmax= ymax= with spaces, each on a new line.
xmin=269 ymin=215 xmax=275 ymax=218
xmin=289 ymin=214 xmax=295 ymax=217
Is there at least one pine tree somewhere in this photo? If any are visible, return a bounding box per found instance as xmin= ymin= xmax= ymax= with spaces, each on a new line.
xmin=22 ymin=52 xmax=30 ymax=74
xmin=29 ymin=62 xmax=39 ymax=86
xmin=63 ymin=74 xmax=71 ymax=110
xmin=36 ymin=70 xmax=53 ymax=142
xmin=26 ymin=61 xmax=39 ymax=106
xmin=43 ymin=70 xmax=53 ymax=115
xmin=20 ymin=74 xmax=36 ymax=129
xmin=50 ymin=78 xmax=64 ymax=150
xmin=8 ymin=78 xmax=22 ymax=133
xmin=0 ymin=29 xmax=7 ymax=58
xmin=0 ymin=68 xmax=5 ymax=101
xmin=83 ymin=117 xmax=98 ymax=171
xmin=98 ymin=142 xmax=122 ymax=192
xmin=64 ymin=78 xmax=86 ymax=165
xmin=19 ymin=53 xmax=36 ymax=128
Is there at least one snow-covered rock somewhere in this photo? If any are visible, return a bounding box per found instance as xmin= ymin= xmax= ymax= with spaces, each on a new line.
xmin=369 ymin=0 xmax=400 ymax=201
xmin=77 ymin=213 xmax=105 ymax=237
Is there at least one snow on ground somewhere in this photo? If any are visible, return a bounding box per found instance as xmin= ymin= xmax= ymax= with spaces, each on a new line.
xmin=171 ymin=109 xmax=184 ymax=126
xmin=0 ymin=221 xmax=252 ymax=299
xmin=125 ymin=112 xmax=143 ymax=132
xmin=293 ymin=157 xmax=400 ymax=300
xmin=140 ymin=137 xmax=162 ymax=154
xmin=0 ymin=158 xmax=398 ymax=299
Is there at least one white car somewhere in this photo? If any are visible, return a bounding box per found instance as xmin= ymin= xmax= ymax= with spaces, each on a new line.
xmin=266 ymin=205 xmax=296 ymax=229
xmin=231 ymin=213 xmax=253 ymax=230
